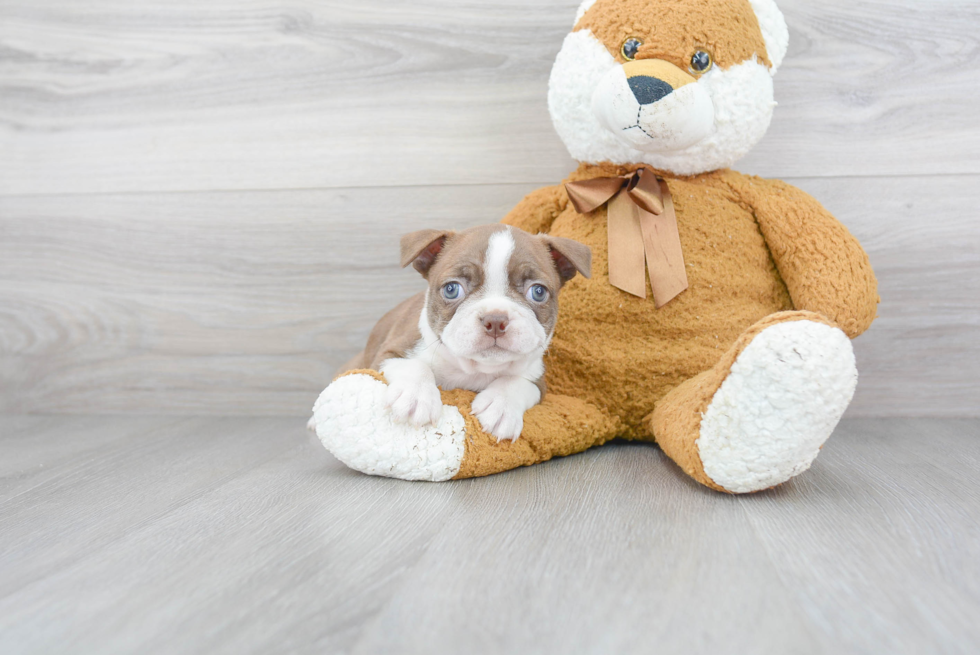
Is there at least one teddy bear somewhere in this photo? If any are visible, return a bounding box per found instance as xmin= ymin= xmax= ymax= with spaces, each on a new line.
xmin=311 ymin=0 xmax=879 ymax=494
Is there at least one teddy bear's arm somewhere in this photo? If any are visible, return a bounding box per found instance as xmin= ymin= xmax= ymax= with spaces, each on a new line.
xmin=501 ymin=185 xmax=568 ymax=235
xmin=732 ymin=175 xmax=879 ymax=338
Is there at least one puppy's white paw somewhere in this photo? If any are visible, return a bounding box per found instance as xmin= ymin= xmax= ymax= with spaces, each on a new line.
xmin=380 ymin=357 xmax=443 ymax=427
xmin=306 ymin=415 xmax=317 ymax=431
xmin=385 ymin=380 xmax=443 ymax=427
xmin=472 ymin=387 xmax=526 ymax=442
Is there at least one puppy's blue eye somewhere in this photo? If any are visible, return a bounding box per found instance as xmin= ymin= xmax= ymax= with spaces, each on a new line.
xmin=442 ymin=282 xmax=463 ymax=300
xmin=527 ymin=285 xmax=549 ymax=303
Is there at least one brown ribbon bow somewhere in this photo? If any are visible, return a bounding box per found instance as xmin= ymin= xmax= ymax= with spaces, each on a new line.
xmin=565 ymin=169 xmax=689 ymax=308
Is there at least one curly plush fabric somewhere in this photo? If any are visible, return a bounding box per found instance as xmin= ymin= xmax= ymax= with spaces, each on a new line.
xmin=577 ymin=0 xmax=773 ymax=70
xmin=506 ymin=163 xmax=798 ymax=437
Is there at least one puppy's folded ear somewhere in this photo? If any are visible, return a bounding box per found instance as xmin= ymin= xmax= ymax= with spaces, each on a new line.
xmin=541 ymin=235 xmax=592 ymax=285
xmin=401 ymin=230 xmax=454 ymax=277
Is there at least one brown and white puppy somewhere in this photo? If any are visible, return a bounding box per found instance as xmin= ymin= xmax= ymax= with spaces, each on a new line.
xmin=342 ymin=224 xmax=591 ymax=441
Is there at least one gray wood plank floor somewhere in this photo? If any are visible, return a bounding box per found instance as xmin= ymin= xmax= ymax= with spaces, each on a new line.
xmin=1 ymin=416 xmax=978 ymax=654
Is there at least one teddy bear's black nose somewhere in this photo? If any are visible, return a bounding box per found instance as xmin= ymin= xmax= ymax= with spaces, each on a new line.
xmin=628 ymin=76 xmax=674 ymax=106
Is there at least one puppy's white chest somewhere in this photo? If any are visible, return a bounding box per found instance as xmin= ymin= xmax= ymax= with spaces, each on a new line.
xmin=423 ymin=346 xmax=542 ymax=394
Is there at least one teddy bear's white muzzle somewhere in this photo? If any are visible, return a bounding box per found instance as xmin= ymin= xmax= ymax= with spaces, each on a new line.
xmin=591 ymin=66 xmax=715 ymax=153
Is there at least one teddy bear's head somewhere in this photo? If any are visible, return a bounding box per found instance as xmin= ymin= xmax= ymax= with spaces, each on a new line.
xmin=550 ymin=0 xmax=788 ymax=176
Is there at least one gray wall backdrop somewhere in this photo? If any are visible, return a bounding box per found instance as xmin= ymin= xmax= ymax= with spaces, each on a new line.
xmin=1 ymin=0 xmax=978 ymax=417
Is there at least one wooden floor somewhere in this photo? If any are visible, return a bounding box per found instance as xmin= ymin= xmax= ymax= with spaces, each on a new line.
xmin=1 ymin=416 xmax=978 ymax=654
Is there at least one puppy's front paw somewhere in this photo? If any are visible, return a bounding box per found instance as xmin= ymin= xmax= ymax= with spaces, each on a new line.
xmin=472 ymin=388 xmax=525 ymax=442
xmin=385 ymin=380 xmax=443 ymax=427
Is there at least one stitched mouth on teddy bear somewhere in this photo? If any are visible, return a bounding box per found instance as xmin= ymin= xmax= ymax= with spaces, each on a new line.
xmin=591 ymin=61 xmax=715 ymax=153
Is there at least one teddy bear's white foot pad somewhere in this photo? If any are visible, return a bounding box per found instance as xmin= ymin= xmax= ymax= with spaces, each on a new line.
xmin=312 ymin=374 xmax=466 ymax=482
xmin=698 ymin=320 xmax=857 ymax=494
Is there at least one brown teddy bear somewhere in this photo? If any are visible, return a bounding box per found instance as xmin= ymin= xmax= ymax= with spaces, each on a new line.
xmin=312 ymin=0 xmax=879 ymax=494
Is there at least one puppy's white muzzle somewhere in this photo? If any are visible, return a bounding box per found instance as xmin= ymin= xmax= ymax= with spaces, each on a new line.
xmin=591 ymin=65 xmax=715 ymax=153
xmin=442 ymin=297 xmax=546 ymax=363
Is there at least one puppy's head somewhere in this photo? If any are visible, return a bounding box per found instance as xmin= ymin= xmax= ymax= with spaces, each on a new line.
xmin=401 ymin=225 xmax=591 ymax=365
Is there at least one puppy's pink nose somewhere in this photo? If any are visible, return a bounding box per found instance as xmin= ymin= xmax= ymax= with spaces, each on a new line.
xmin=482 ymin=314 xmax=509 ymax=338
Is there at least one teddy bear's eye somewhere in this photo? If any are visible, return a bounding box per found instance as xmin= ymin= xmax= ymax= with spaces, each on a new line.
xmin=691 ymin=50 xmax=713 ymax=73
xmin=621 ymin=38 xmax=643 ymax=61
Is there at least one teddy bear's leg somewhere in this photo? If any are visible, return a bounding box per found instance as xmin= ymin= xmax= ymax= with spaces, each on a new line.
xmin=312 ymin=370 xmax=619 ymax=482
xmin=647 ymin=311 xmax=858 ymax=494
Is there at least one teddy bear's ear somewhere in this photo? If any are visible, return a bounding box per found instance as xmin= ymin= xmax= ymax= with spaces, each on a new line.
xmin=400 ymin=230 xmax=453 ymax=277
xmin=748 ymin=0 xmax=789 ymax=72
xmin=541 ymin=236 xmax=592 ymax=285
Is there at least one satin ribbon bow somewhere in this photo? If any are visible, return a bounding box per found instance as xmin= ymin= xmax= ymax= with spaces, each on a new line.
xmin=564 ymin=169 xmax=689 ymax=308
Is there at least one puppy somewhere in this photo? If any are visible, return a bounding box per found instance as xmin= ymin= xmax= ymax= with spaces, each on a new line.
xmin=340 ymin=224 xmax=591 ymax=441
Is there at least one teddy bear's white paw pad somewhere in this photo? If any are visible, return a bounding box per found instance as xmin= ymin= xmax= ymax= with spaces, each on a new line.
xmin=698 ymin=320 xmax=857 ymax=493
xmin=312 ymin=375 xmax=466 ymax=482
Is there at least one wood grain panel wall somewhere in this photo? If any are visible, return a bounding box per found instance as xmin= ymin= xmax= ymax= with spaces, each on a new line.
xmin=1 ymin=0 xmax=978 ymax=416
